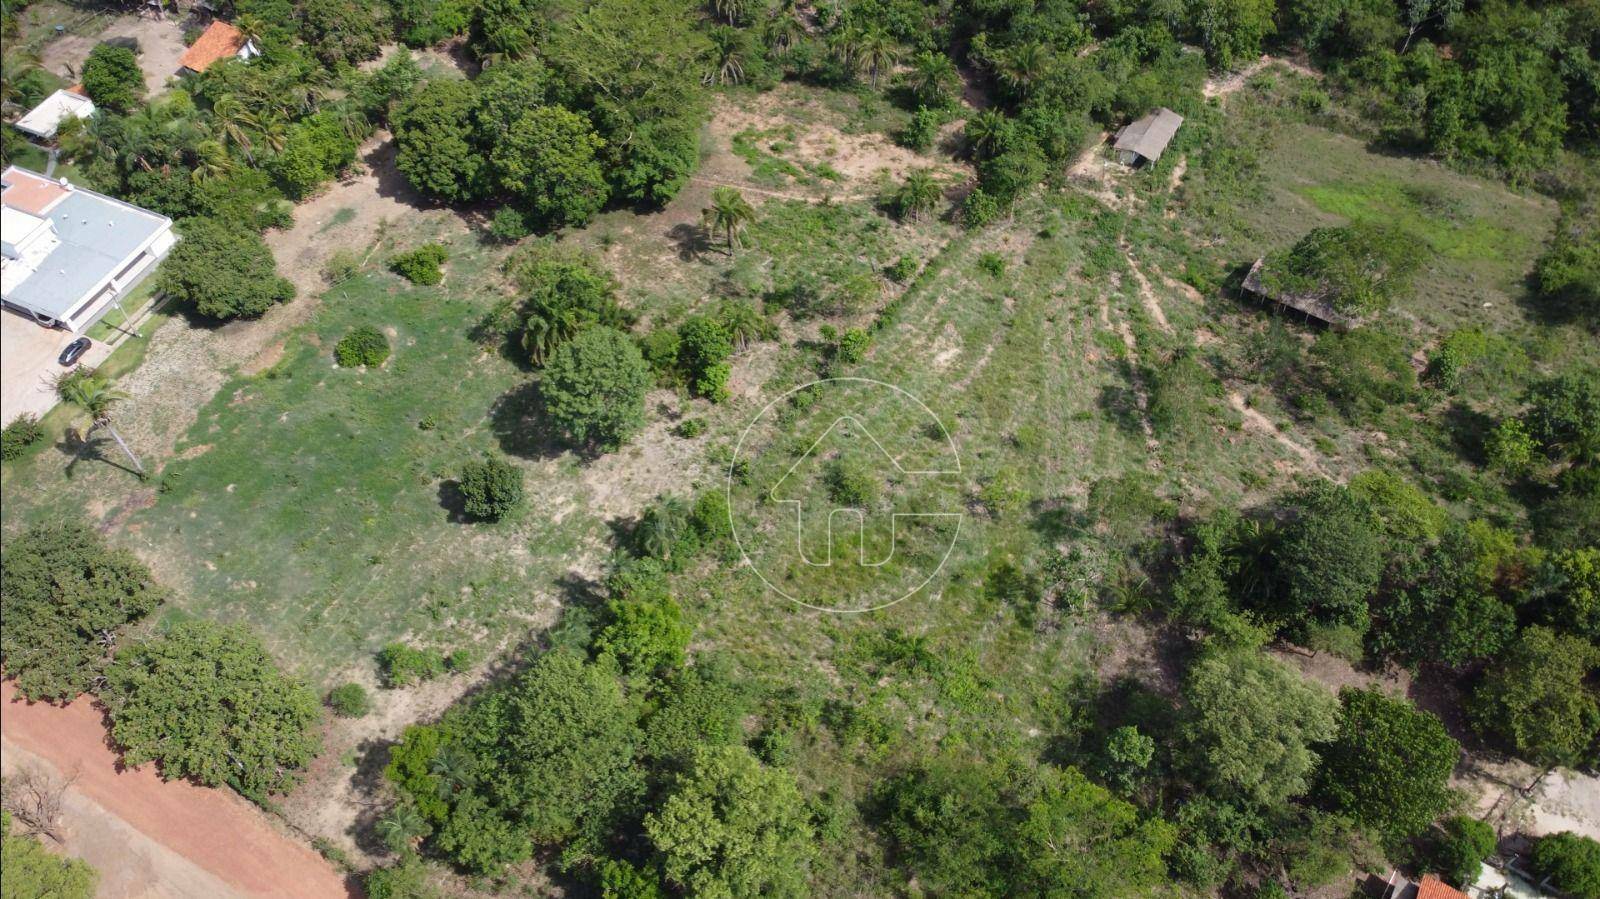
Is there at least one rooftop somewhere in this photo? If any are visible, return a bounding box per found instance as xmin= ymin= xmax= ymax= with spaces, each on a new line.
xmin=1242 ymin=257 xmax=1366 ymax=331
xmin=13 ymin=89 xmax=95 ymax=140
xmin=1114 ymin=107 xmax=1184 ymax=162
xmin=179 ymin=21 xmax=250 ymax=74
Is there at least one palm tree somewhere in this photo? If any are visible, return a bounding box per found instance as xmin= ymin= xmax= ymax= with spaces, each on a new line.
xmin=638 ymin=497 xmax=689 ymax=562
xmin=852 ymin=29 xmax=900 ymax=90
xmin=60 ymin=375 xmax=144 ymax=476
xmin=709 ymin=0 xmax=750 ymax=25
xmin=894 ymin=169 xmax=941 ymax=221
xmin=522 ymin=302 xmax=582 ymax=366
xmin=704 ymin=26 xmax=747 ymax=86
xmin=998 ymin=40 xmax=1052 ymax=98
xmin=210 ymin=96 xmax=259 ymax=164
xmin=718 ymin=300 xmax=771 ymax=352
xmin=762 ymin=0 xmax=804 ymax=56
xmin=428 ymin=746 xmax=476 ymax=798
xmin=702 ymin=186 xmax=755 ymax=254
xmin=963 ymin=109 xmax=1011 ymax=160
xmin=907 ymin=50 xmax=958 ymax=108
xmin=375 ymin=803 xmax=430 ymax=854
xmin=190 ymin=139 xmax=235 ymax=183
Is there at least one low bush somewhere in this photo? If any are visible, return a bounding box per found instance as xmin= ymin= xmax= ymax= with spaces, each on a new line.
xmin=327 ymin=682 xmax=372 ymax=718
xmin=459 ymin=453 xmax=525 ymax=521
xmin=377 ymin=643 xmax=447 ymax=687
xmin=1531 ymin=832 xmax=1600 ymax=899
xmin=389 ymin=244 xmax=449 ymax=285
xmin=2 ymin=414 xmax=44 ymax=460
xmin=335 ymin=326 xmax=390 ymax=367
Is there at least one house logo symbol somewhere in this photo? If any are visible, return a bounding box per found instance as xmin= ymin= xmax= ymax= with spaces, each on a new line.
xmin=727 ymin=378 xmax=964 ymax=613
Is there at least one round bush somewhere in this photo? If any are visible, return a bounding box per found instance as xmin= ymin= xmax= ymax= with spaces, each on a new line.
xmin=1532 ymin=832 xmax=1600 ymax=899
xmin=327 ymin=682 xmax=372 ymax=718
xmin=459 ymin=452 xmax=525 ymax=521
xmin=336 ymin=326 xmax=390 ymax=367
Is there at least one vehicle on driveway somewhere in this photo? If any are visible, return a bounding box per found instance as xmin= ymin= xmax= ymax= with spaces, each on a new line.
xmin=58 ymin=337 xmax=91 ymax=367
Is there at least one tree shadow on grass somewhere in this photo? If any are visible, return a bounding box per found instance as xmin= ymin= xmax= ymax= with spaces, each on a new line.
xmin=488 ymin=379 xmax=567 ymax=460
xmin=1096 ymin=381 xmax=1147 ymax=439
xmin=437 ymin=479 xmax=469 ymax=524
xmin=667 ymin=222 xmax=712 ymax=262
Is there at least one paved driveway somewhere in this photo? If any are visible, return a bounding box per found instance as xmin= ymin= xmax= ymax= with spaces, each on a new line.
xmin=1 ymin=308 xmax=110 ymax=425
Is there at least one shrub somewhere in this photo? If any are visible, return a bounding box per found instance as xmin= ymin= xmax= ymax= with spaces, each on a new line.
xmin=1485 ymin=418 xmax=1537 ymax=475
xmin=458 ymin=453 xmax=525 ymax=521
xmin=377 ymin=643 xmax=447 ymax=687
xmin=541 ymin=327 xmax=652 ymax=451
xmin=1531 ymin=832 xmax=1600 ymax=899
xmin=1 ymin=414 xmax=44 ymax=460
xmin=81 ymin=44 xmax=143 ymax=112
xmin=322 ymin=249 xmax=362 ymax=285
xmin=335 ymin=326 xmax=390 ymax=367
xmin=836 ymin=327 xmax=872 ymax=364
xmin=887 ymin=255 xmax=919 ymax=282
xmin=327 ymin=682 xmax=372 ymax=718
xmin=1261 ymin=223 xmax=1424 ymax=316
xmin=977 ymin=252 xmax=1006 ymax=278
xmin=488 ymin=205 xmax=533 ymax=242
xmin=1423 ymin=816 xmax=1497 ymax=886
xmin=676 ymin=417 xmax=706 ymax=438
xmin=962 ymin=188 xmax=1001 ymax=227
xmin=389 ymin=244 xmax=449 ymax=285
xmin=678 ymin=316 xmax=733 ymax=402
xmin=898 ymin=106 xmax=941 ymax=151
xmin=825 ymin=457 xmax=878 ymax=507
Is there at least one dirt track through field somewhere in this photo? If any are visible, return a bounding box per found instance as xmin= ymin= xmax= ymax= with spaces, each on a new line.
xmin=0 ymin=683 xmax=356 ymax=899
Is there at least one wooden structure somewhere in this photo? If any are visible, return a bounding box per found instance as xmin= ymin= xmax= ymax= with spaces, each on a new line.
xmin=1241 ymin=257 xmax=1366 ymax=330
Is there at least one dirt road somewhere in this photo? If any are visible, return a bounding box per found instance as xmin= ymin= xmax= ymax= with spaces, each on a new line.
xmin=0 ymin=683 xmax=357 ymax=899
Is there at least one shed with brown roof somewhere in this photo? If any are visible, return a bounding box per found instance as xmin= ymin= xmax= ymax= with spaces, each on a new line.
xmin=178 ymin=21 xmax=259 ymax=75
xmin=1113 ymin=107 xmax=1184 ymax=166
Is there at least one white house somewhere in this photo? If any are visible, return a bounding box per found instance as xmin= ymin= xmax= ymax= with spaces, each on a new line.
xmin=12 ymin=89 xmax=96 ymax=141
xmin=1 ymin=166 xmax=176 ymax=333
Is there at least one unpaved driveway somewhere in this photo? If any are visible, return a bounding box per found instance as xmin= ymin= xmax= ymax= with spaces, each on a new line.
xmin=0 ymin=308 xmax=111 ymax=426
xmin=39 ymin=14 xmax=190 ymax=97
xmin=0 ymin=683 xmax=356 ymax=898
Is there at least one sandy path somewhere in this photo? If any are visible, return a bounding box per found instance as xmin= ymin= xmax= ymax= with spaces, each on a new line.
xmin=0 ymin=683 xmax=356 ymax=898
xmin=1203 ymin=54 xmax=1322 ymax=101
xmin=1226 ymin=391 xmax=1325 ymax=476
xmin=1122 ymin=251 xmax=1171 ymax=333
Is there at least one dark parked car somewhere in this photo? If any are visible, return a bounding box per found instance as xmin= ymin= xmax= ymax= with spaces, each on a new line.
xmin=58 ymin=337 xmax=91 ymax=367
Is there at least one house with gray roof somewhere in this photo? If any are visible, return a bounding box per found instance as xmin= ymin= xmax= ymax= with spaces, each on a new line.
xmin=1114 ymin=108 xmax=1184 ymax=166
xmin=2 ymin=166 xmax=176 ymax=333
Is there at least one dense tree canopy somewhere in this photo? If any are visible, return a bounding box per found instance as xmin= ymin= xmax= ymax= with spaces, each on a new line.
xmin=81 ymin=44 xmax=144 ymax=112
xmin=102 ymin=620 xmax=321 ymax=799
xmin=1315 ymin=688 xmax=1460 ymax=841
xmin=540 ymin=326 xmax=652 ymax=452
xmin=0 ymin=521 xmax=166 ymax=702
xmin=1470 ymin=626 xmax=1600 ymax=768
xmin=157 ymin=218 xmax=295 ymax=319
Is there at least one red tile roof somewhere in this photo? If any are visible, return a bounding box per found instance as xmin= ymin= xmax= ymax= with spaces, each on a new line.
xmin=179 ymin=21 xmax=248 ymax=74
xmin=1418 ymin=875 xmax=1469 ymax=899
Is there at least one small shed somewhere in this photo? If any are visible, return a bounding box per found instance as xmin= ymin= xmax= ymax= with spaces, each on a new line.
xmin=178 ymin=21 xmax=260 ymax=76
xmin=1241 ymin=257 xmax=1366 ymax=331
xmin=12 ymin=89 xmax=95 ymax=141
xmin=1113 ymin=107 xmax=1184 ymax=166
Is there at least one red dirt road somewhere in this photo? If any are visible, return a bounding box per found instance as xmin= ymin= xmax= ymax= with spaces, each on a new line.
xmin=1 ymin=682 xmax=357 ymax=899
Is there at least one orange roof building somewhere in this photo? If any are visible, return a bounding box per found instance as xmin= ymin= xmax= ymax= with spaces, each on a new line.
xmin=1416 ymin=875 xmax=1469 ymax=899
xmin=178 ymin=21 xmax=259 ymax=75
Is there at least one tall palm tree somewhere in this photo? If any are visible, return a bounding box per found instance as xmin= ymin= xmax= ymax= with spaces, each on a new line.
xmin=638 ymin=497 xmax=689 ymax=562
xmin=522 ymin=302 xmax=582 ymax=366
xmin=709 ymin=0 xmax=750 ymax=25
xmin=190 ymin=139 xmax=235 ymax=183
xmin=998 ymin=41 xmax=1052 ymax=98
xmin=963 ymin=109 xmax=1011 ymax=160
xmin=60 ymin=375 xmax=144 ymax=476
xmin=375 ymin=803 xmax=430 ymax=854
xmin=210 ymin=96 xmax=259 ymax=164
xmin=704 ymin=26 xmax=747 ymax=86
xmin=907 ymin=50 xmax=958 ymax=108
xmin=894 ymin=169 xmax=941 ymax=221
xmin=852 ymin=29 xmax=900 ymax=90
xmin=702 ymin=186 xmax=755 ymax=254
xmin=762 ymin=0 xmax=805 ymax=56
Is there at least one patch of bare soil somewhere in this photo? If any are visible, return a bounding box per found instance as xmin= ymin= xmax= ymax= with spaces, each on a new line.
xmin=1203 ymin=54 xmax=1322 ymax=101
xmin=580 ymin=391 xmax=711 ymax=520
xmin=1267 ymin=645 xmax=1409 ymax=697
xmin=1226 ymin=390 xmax=1326 ymax=477
xmin=1122 ymin=251 xmax=1171 ymax=333
xmin=1 ymin=682 xmax=356 ymax=898
xmin=40 ymin=13 xmax=189 ymax=97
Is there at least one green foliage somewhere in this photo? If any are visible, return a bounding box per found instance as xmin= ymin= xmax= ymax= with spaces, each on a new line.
xmin=458 ymin=453 xmax=524 ymax=521
xmin=594 ymin=587 xmax=691 ymax=676
xmin=335 ymin=325 xmax=390 ymax=367
xmin=327 ymin=682 xmax=372 ymax=717
xmin=1470 ymin=626 xmax=1600 ymax=768
xmin=0 ymin=414 xmax=43 ymax=461
xmin=157 ymin=217 xmax=295 ymax=319
xmin=488 ymin=205 xmax=532 ymax=242
xmin=836 ymin=327 xmax=872 ymax=364
xmin=1371 ymin=525 xmax=1515 ymax=669
xmin=81 ymin=44 xmax=143 ymax=112
xmin=1012 ymin=765 xmax=1177 ymax=897
xmin=825 ymin=457 xmax=879 ymax=507
xmin=1523 ymin=371 xmax=1600 ymax=464
xmin=1539 ymin=549 xmax=1600 ymax=641
xmin=393 ymin=79 xmax=488 ymax=202
xmin=298 ymin=0 xmax=388 ymax=67
xmin=1309 ymin=328 xmax=1419 ymax=418
xmin=1265 ymin=481 xmax=1385 ymax=639
xmin=1262 ymin=223 xmax=1424 ymax=316
xmin=1 ymin=811 xmax=97 ymax=899
xmin=1181 ymin=648 xmax=1339 ymax=807
xmin=364 ymin=855 xmax=441 ymax=899
xmin=1421 ymin=816 xmax=1497 ymax=887
xmin=1531 ymin=832 xmax=1600 ymax=899
xmin=1485 ymin=417 xmax=1537 ymax=475
xmin=493 ymin=106 xmax=609 ymax=228
xmin=274 ymin=111 xmax=360 ymax=199
xmin=1316 ymin=688 xmax=1460 ymax=841
xmin=541 ymin=327 xmax=652 ymax=451
xmin=645 ymin=744 xmax=814 ymax=897
xmin=511 ymin=243 xmax=626 ymax=364
xmin=898 ymin=106 xmax=941 ymax=151
xmin=639 ymin=662 xmax=749 ymax=763
xmin=389 ymin=244 xmax=449 ymax=285
xmin=677 ymin=316 xmax=733 ymax=401
xmin=597 ymin=858 xmax=667 ymax=899
xmin=1100 ymin=724 xmax=1155 ymax=793
xmin=103 ymin=620 xmax=321 ymax=798
xmin=392 ymin=0 xmax=473 ymax=46
xmin=378 ymin=643 xmax=448 ymax=687
xmin=1 ymin=521 xmax=165 ymax=702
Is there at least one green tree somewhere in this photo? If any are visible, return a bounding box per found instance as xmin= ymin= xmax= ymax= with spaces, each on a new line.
xmin=1471 ymin=626 xmax=1600 ymax=768
xmin=677 ymin=315 xmax=733 ymax=401
xmin=880 ymin=760 xmax=1013 ymax=895
xmin=458 ymin=453 xmax=524 ymax=521
xmin=1181 ymin=648 xmax=1340 ymax=807
xmin=645 ymin=744 xmax=814 ymax=898
xmin=81 ymin=44 xmax=143 ymax=112
xmin=0 ymin=521 xmax=165 ymax=702
xmin=1269 ymin=481 xmax=1386 ymax=639
xmin=540 ymin=326 xmax=652 ymax=452
xmin=593 ymin=589 xmax=690 ymax=676
xmin=297 ymin=0 xmax=387 ymax=67
xmin=102 ymin=620 xmax=322 ymax=799
xmin=327 ymin=682 xmax=372 ymax=718
xmin=1 ymin=811 xmax=97 ymax=899
xmin=1012 ymin=766 xmax=1177 ymax=898
xmin=157 ymin=217 xmax=295 ymax=319
xmin=906 ymin=50 xmax=959 ymax=107
xmin=1100 ymin=725 xmax=1156 ymax=794
xmin=1485 ymin=417 xmax=1537 ymax=474
xmin=1530 ymin=832 xmax=1600 ymax=899
xmin=1316 ymin=688 xmax=1460 ymax=841
xmin=393 ymin=79 xmax=486 ymax=202
xmin=492 ymin=106 xmax=608 ymax=228
xmin=1422 ymin=816 xmax=1497 ymax=887
xmin=1191 ymin=0 xmax=1277 ymax=68
xmin=1539 ymin=549 xmax=1600 ymax=641
xmin=893 ymin=169 xmax=941 ymax=221
xmin=1263 ymin=223 xmax=1424 ymax=317
xmin=702 ymin=186 xmax=755 ymax=253
xmin=1523 ymin=371 xmax=1600 ymax=464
